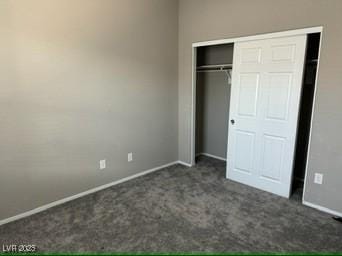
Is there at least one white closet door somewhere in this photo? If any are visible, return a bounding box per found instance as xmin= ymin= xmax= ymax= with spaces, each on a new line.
xmin=226 ymin=35 xmax=307 ymax=198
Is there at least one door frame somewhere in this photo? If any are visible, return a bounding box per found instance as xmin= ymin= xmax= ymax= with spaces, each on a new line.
xmin=190 ymin=26 xmax=323 ymax=197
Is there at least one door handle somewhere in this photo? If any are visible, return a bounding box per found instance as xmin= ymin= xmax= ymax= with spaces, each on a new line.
xmin=230 ymin=119 xmax=235 ymax=125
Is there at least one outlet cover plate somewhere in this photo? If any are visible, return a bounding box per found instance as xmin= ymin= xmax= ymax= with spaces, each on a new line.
xmin=314 ymin=173 xmax=323 ymax=184
xmin=128 ymin=153 xmax=133 ymax=162
xmin=100 ymin=159 xmax=106 ymax=170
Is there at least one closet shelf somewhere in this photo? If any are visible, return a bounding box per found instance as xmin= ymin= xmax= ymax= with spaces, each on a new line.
xmin=197 ymin=63 xmax=232 ymax=72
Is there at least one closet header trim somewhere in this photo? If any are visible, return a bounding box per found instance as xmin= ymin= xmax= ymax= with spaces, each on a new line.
xmin=192 ymin=26 xmax=323 ymax=47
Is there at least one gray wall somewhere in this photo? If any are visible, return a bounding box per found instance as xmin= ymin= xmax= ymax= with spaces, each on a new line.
xmin=178 ymin=0 xmax=342 ymax=213
xmin=196 ymin=72 xmax=230 ymax=159
xmin=197 ymin=44 xmax=234 ymax=66
xmin=195 ymin=44 xmax=233 ymax=159
xmin=0 ymin=0 xmax=179 ymax=220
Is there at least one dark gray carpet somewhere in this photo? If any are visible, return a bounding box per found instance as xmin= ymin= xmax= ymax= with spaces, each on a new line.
xmin=1 ymin=156 xmax=341 ymax=253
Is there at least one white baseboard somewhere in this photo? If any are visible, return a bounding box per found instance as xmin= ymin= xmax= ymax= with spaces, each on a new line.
xmin=2 ymin=159 xmax=339 ymax=226
xmin=0 ymin=160 xmax=178 ymax=226
xmin=197 ymin=152 xmax=226 ymax=161
xmin=177 ymin=160 xmax=192 ymax=167
xmin=303 ymin=200 xmax=342 ymax=217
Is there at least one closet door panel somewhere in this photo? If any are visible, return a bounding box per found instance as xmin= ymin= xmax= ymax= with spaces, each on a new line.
xmin=227 ymin=35 xmax=307 ymax=198
xmin=265 ymin=73 xmax=292 ymax=121
xmin=237 ymin=73 xmax=260 ymax=117
xmin=234 ymin=130 xmax=255 ymax=174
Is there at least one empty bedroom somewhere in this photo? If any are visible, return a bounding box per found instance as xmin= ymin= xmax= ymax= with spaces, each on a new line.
xmin=0 ymin=0 xmax=341 ymax=254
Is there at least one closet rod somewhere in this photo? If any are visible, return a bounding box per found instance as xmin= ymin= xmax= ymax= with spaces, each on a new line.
xmin=196 ymin=69 xmax=231 ymax=73
xmin=197 ymin=63 xmax=232 ymax=71
xmin=196 ymin=64 xmax=232 ymax=82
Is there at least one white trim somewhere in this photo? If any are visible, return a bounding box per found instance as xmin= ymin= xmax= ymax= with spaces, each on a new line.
xmin=303 ymin=200 xmax=342 ymax=217
xmin=190 ymin=46 xmax=197 ymax=167
xmin=0 ymin=161 xmax=178 ymax=226
xmin=178 ymin=160 xmax=192 ymax=167
xmin=302 ymin=30 xmax=323 ymax=204
xmin=192 ymin=26 xmax=323 ymax=47
xmin=197 ymin=153 xmax=226 ymax=162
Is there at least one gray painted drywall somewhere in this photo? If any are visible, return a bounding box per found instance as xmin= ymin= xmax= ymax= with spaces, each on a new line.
xmin=1 ymin=0 xmax=342 ymax=221
xmin=178 ymin=0 xmax=342 ymax=213
xmin=196 ymin=72 xmax=230 ymax=159
xmin=0 ymin=0 xmax=178 ymax=220
xmin=197 ymin=44 xmax=234 ymax=66
xmin=195 ymin=44 xmax=233 ymax=159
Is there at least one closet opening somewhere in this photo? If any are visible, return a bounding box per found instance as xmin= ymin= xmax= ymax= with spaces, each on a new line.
xmin=191 ymin=27 xmax=323 ymax=199
xmin=291 ymin=32 xmax=321 ymax=201
xmin=194 ymin=43 xmax=234 ymax=165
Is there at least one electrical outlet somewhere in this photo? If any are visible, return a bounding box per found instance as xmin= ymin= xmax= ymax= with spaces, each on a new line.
xmin=314 ymin=173 xmax=323 ymax=184
xmin=128 ymin=152 xmax=133 ymax=162
xmin=99 ymin=159 xmax=106 ymax=170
